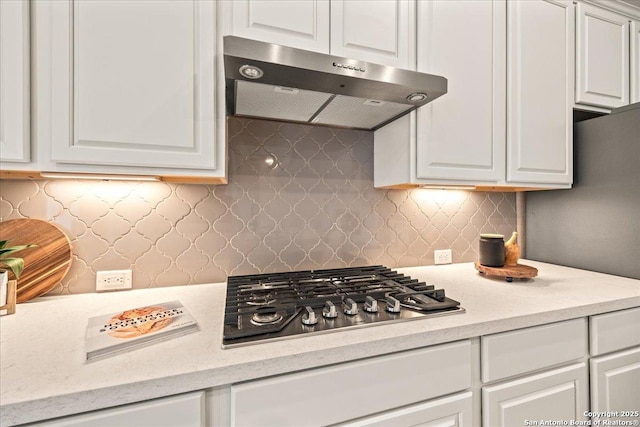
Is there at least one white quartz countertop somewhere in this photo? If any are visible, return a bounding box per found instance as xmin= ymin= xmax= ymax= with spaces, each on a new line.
xmin=1 ymin=261 xmax=639 ymax=426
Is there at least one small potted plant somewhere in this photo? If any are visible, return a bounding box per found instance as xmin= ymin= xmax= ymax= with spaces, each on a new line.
xmin=0 ymin=240 xmax=36 ymax=308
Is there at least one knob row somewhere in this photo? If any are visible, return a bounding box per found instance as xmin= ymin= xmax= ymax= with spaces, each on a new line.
xmin=301 ymin=296 xmax=402 ymax=325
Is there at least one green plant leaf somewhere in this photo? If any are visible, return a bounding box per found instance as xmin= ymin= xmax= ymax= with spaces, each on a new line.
xmin=0 ymin=257 xmax=25 ymax=279
xmin=0 ymin=244 xmax=36 ymax=258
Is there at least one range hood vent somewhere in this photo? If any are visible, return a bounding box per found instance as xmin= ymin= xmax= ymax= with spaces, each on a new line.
xmin=224 ymin=36 xmax=447 ymax=131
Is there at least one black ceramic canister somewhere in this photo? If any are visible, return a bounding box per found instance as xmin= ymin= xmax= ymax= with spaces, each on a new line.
xmin=479 ymin=234 xmax=505 ymax=267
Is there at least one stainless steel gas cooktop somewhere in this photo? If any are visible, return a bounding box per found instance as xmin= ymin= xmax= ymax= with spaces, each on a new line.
xmin=222 ymin=266 xmax=464 ymax=348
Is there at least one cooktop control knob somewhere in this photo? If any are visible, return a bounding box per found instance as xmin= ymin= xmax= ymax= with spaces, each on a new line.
xmin=385 ymin=295 xmax=401 ymax=313
xmin=302 ymin=306 xmax=318 ymax=325
xmin=344 ymin=298 xmax=359 ymax=315
xmin=364 ymin=296 xmax=379 ymax=313
xmin=322 ymin=301 xmax=338 ymax=318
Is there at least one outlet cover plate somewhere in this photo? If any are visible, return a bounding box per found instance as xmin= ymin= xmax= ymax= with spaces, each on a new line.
xmin=96 ymin=270 xmax=132 ymax=292
xmin=434 ymin=249 xmax=452 ymax=265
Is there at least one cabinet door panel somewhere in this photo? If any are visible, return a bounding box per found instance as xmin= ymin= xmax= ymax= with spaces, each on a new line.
xmin=415 ymin=0 xmax=505 ymax=182
xmin=591 ymin=347 xmax=640 ymax=417
xmin=0 ymin=0 xmax=30 ymax=163
xmin=576 ymin=3 xmax=630 ymax=108
xmin=483 ymin=363 xmax=588 ymax=427
xmin=331 ymin=0 xmax=414 ymax=68
xmin=338 ymin=392 xmax=472 ymax=427
xmin=632 ymin=20 xmax=640 ymax=103
xmin=507 ymin=0 xmax=573 ymax=184
xmin=226 ymin=0 xmax=329 ymax=53
xmin=41 ymin=0 xmax=217 ymax=170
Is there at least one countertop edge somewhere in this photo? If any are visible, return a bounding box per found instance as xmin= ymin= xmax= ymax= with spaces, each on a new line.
xmin=4 ymin=297 xmax=640 ymax=426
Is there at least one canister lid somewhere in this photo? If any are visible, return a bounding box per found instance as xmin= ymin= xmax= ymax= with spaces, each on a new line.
xmin=480 ymin=233 xmax=504 ymax=239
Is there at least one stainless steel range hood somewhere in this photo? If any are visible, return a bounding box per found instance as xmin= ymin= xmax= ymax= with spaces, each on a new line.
xmin=223 ymin=36 xmax=447 ymax=131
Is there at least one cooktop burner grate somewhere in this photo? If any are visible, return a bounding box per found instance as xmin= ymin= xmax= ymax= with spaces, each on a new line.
xmin=222 ymin=265 xmax=464 ymax=348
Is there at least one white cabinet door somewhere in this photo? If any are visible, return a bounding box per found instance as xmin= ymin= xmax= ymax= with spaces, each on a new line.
xmin=415 ymin=0 xmax=505 ymax=183
xmin=330 ymin=0 xmax=414 ymax=68
xmin=337 ymin=392 xmax=473 ymax=427
xmin=223 ymin=0 xmax=330 ymax=53
xmin=576 ymin=3 xmax=630 ymax=109
xmin=632 ymin=20 xmax=640 ymax=103
xmin=0 ymin=0 xmax=30 ymax=164
xmin=483 ymin=363 xmax=589 ymax=427
xmin=591 ymin=347 xmax=640 ymax=419
xmin=35 ymin=0 xmax=221 ymax=173
xmin=507 ymin=0 xmax=573 ymax=185
xmin=32 ymin=392 xmax=205 ymax=427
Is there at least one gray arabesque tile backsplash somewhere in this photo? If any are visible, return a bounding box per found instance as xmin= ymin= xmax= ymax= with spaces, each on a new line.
xmin=0 ymin=117 xmax=516 ymax=295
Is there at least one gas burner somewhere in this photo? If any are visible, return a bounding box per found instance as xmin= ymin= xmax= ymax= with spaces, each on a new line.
xmin=246 ymin=292 xmax=277 ymax=306
xmin=250 ymin=307 xmax=283 ymax=325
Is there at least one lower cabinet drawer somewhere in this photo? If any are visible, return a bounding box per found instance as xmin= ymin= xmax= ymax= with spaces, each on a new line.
xmin=30 ymin=391 xmax=205 ymax=427
xmin=481 ymin=318 xmax=587 ymax=382
xmin=230 ymin=340 xmax=472 ymax=427
xmin=483 ymin=362 xmax=589 ymax=427
xmin=590 ymin=307 xmax=640 ymax=356
xmin=336 ymin=391 xmax=473 ymax=427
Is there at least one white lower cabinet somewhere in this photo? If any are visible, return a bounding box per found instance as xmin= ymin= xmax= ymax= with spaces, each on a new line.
xmin=337 ymin=391 xmax=473 ymax=427
xmin=589 ymin=308 xmax=640 ymax=420
xmin=483 ymin=363 xmax=589 ymax=427
xmin=230 ymin=340 xmax=472 ymax=427
xmin=590 ymin=347 xmax=640 ymax=417
xmin=480 ymin=319 xmax=589 ymax=427
xmin=30 ymin=391 xmax=205 ymax=427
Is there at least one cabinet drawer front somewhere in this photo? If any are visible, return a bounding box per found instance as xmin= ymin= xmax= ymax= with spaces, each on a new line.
xmin=231 ymin=340 xmax=471 ymax=427
xmin=481 ymin=318 xmax=587 ymax=382
xmin=31 ymin=391 xmax=205 ymax=427
xmin=590 ymin=307 xmax=640 ymax=356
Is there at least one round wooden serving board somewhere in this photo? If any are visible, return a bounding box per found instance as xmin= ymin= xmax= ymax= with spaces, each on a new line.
xmin=474 ymin=261 xmax=538 ymax=282
xmin=0 ymin=219 xmax=72 ymax=303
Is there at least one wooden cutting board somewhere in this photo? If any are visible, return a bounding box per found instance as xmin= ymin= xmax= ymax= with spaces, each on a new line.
xmin=0 ymin=219 xmax=72 ymax=303
xmin=474 ymin=261 xmax=538 ymax=282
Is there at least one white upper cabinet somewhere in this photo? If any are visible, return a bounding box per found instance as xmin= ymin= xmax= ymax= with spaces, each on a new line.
xmin=576 ymin=2 xmax=630 ymax=109
xmin=34 ymin=0 xmax=225 ymax=179
xmin=222 ymin=0 xmax=330 ymax=53
xmin=330 ymin=0 xmax=414 ymax=68
xmin=375 ymin=0 xmax=573 ymax=190
xmin=222 ymin=1 xmax=413 ymax=67
xmin=632 ymin=20 xmax=640 ymax=103
xmin=506 ymin=0 xmax=574 ymax=185
xmin=415 ymin=0 xmax=505 ymax=183
xmin=0 ymin=0 xmax=30 ymax=165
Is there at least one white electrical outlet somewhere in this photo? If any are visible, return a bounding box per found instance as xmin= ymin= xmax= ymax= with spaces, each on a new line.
xmin=96 ymin=270 xmax=132 ymax=292
xmin=434 ymin=249 xmax=452 ymax=265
